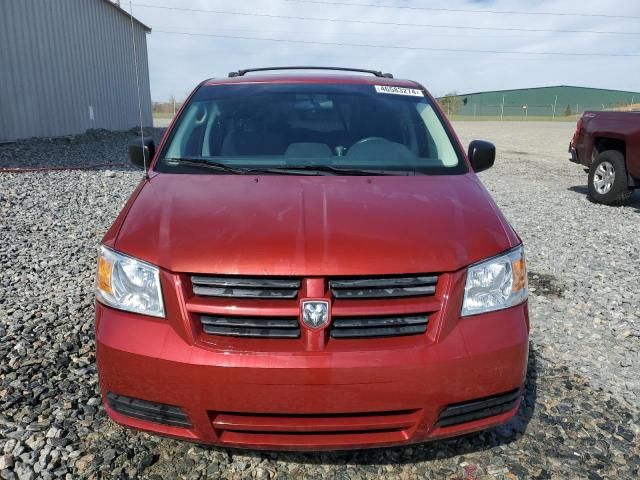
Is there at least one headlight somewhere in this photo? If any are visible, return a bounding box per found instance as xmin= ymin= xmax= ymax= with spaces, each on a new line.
xmin=461 ymin=245 xmax=527 ymax=316
xmin=95 ymin=245 xmax=165 ymax=318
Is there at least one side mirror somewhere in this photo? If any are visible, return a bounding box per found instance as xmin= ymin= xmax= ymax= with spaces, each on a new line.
xmin=128 ymin=138 xmax=155 ymax=169
xmin=468 ymin=140 xmax=495 ymax=173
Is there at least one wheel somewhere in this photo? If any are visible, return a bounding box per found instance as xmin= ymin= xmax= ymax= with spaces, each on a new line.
xmin=587 ymin=150 xmax=632 ymax=205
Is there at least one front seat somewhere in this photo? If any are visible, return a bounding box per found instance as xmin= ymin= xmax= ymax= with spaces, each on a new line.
xmin=221 ymin=117 xmax=286 ymax=156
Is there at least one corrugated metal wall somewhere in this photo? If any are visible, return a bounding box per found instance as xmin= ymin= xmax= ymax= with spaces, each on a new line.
xmin=0 ymin=0 xmax=152 ymax=142
xmin=451 ymin=86 xmax=639 ymax=118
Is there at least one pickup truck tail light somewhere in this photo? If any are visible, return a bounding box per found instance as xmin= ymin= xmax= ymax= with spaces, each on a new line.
xmin=571 ymin=116 xmax=584 ymax=148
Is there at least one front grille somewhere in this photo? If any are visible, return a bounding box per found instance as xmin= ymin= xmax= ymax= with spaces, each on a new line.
xmin=330 ymin=314 xmax=428 ymax=338
xmin=436 ymin=388 xmax=521 ymax=427
xmin=189 ymin=274 xmax=440 ymax=341
xmin=106 ymin=392 xmax=191 ymax=428
xmin=200 ymin=315 xmax=300 ymax=338
xmin=191 ymin=276 xmax=300 ymax=299
xmin=211 ymin=409 xmax=420 ymax=447
xmin=329 ymin=275 xmax=438 ymax=299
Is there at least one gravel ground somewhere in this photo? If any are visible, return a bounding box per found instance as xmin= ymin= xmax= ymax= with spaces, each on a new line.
xmin=0 ymin=122 xmax=638 ymax=479
xmin=0 ymin=128 xmax=160 ymax=170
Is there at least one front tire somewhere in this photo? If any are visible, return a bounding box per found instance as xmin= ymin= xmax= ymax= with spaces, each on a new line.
xmin=587 ymin=150 xmax=631 ymax=205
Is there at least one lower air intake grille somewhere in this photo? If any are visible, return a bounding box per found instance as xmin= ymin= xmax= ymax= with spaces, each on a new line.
xmin=106 ymin=392 xmax=191 ymax=428
xmin=211 ymin=409 xmax=421 ymax=448
xmin=330 ymin=314 xmax=428 ymax=338
xmin=191 ymin=276 xmax=300 ymax=299
xmin=200 ymin=315 xmax=300 ymax=338
xmin=329 ymin=275 xmax=438 ymax=299
xmin=436 ymin=388 xmax=522 ymax=427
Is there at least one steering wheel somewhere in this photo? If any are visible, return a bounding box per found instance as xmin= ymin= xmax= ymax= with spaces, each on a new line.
xmin=350 ymin=137 xmax=390 ymax=149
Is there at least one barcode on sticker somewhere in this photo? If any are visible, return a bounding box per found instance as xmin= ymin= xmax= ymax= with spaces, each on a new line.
xmin=375 ymin=85 xmax=423 ymax=97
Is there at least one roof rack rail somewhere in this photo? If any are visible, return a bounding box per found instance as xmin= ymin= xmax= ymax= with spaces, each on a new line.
xmin=228 ymin=66 xmax=394 ymax=78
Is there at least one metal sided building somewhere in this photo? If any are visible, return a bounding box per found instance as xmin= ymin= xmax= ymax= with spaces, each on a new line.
xmin=451 ymin=86 xmax=640 ymax=119
xmin=0 ymin=0 xmax=152 ymax=142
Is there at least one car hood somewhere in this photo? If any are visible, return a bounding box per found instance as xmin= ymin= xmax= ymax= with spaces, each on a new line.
xmin=113 ymin=173 xmax=519 ymax=275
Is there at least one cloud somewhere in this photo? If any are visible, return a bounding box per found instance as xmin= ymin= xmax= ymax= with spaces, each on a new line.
xmin=127 ymin=0 xmax=640 ymax=100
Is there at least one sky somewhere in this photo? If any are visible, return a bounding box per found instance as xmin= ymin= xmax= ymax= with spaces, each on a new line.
xmin=123 ymin=0 xmax=640 ymax=101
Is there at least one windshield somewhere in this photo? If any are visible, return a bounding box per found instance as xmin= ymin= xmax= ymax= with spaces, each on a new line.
xmin=156 ymin=83 xmax=465 ymax=175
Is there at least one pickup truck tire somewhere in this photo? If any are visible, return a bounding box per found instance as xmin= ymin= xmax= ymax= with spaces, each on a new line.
xmin=587 ymin=150 xmax=632 ymax=205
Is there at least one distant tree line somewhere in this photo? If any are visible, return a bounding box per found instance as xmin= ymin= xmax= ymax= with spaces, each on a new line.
xmin=152 ymin=95 xmax=183 ymax=114
xmin=437 ymin=92 xmax=463 ymax=116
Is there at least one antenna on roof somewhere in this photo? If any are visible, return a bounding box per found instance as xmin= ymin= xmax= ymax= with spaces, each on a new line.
xmin=127 ymin=0 xmax=148 ymax=179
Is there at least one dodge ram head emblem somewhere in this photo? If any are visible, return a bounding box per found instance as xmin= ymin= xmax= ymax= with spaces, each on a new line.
xmin=302 ymin=301 xmax=330 ymax=329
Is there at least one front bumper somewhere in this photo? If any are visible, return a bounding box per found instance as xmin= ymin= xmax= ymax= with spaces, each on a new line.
xmin=96 ymin=300 xmax=529 ymax=450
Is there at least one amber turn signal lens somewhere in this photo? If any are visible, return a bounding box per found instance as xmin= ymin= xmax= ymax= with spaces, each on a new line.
xmin=512 ymin=257 xmax=527 ymax=292
xmin=97 ymin=255 xmax=113 ymax=294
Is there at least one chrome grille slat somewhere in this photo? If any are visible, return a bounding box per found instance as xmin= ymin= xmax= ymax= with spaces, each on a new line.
xmin=200 ymin=315 xmax=300 ymax=338
xmin=330 ymin=314 xmax=428 ymax=339
xmin=203 ymin=326 xmax=301 ymax=338
xmin=191 ymin=276 xmax=301 ymax=299
xmin=332 ymin=315 xmax=426 ymax=328
xmin=200 ymin=316 xmax=299 ymax=329
xmin=191 ymin=276 xmax=300 ymax=289
xmin=331 ymin=324 xmax=426 ymax=338
xmin=329 ymin=275 xmax=438 ymax=299
xmin=329 ymin=276 xmax=437 ymax=288
xmin=331 ymin=286 xmax=435 ymax=299
xmin=192 ymin=286 xmax=298 ymax=299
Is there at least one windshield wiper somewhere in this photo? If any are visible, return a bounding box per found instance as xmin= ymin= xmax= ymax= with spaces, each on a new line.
xmin=270 ymin=165 xmax=411 ymax=176
xmin=165 ymin=157 xmax=330 ymax=175
xmin=164 ymin=157 xmax=251 ymax=174
xmin=165 ymin=158 xmax=413 ymax=176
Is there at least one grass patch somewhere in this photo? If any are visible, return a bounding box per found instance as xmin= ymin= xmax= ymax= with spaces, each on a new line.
xmin=448 ymin=115 xmax=577 ymax=122
xmin=152 ymin=112 xmax=175 ymax=119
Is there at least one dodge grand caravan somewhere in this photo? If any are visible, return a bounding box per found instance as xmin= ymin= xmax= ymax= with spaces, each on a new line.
xmin=95 ymin=67 xmax=529 ymax=450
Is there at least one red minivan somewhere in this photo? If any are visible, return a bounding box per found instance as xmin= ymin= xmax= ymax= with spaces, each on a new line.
xmin=95 ymin=67 xmax=529 ymax=450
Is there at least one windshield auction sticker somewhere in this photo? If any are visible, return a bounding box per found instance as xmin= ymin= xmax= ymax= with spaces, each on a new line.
xmin=374 ymin=85 xmax=424 ymax=97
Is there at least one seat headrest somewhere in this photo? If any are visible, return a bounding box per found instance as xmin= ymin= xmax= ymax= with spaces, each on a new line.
xmin=284 ymin=143 xmax=333 ymax=158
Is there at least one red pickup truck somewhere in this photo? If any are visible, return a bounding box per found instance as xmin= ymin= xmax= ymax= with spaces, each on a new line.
xmin=569 ymin=111 xmax=640 ymax=204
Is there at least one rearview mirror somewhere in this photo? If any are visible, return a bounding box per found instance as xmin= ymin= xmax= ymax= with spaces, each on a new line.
xmin=467 ymin=140 xmax=495 ymax=173
xmin=128 ymin=138 xmax=155 ymax=169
